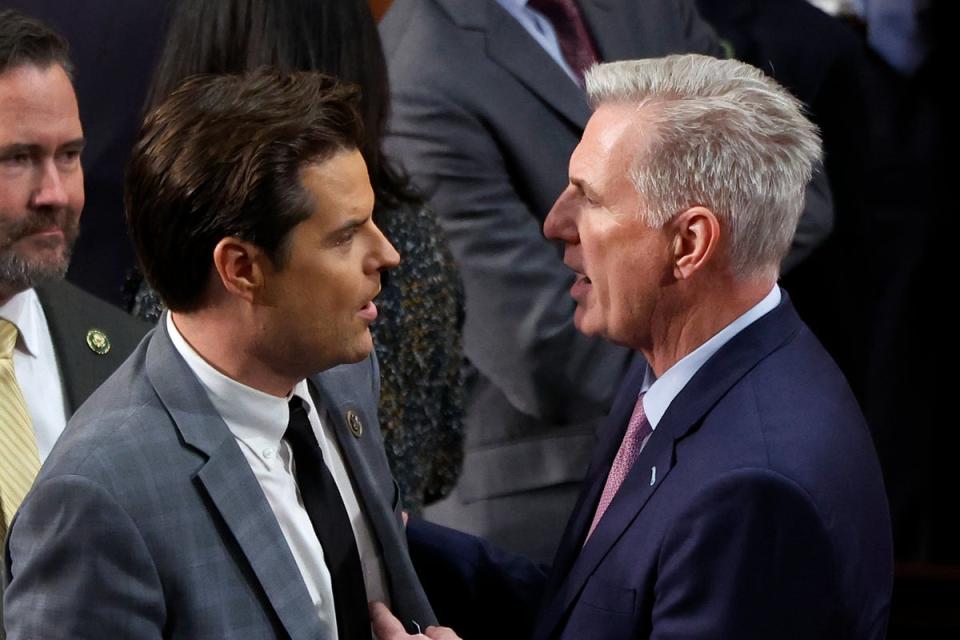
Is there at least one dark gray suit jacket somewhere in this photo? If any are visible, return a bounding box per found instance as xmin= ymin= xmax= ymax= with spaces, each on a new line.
xmin=35 ymin=280 xmax=150 ymax=412
xmin=2 ymin=319 xmax=435 ymax=638
xmin=381 ymin=0 xmax=830 ymax=562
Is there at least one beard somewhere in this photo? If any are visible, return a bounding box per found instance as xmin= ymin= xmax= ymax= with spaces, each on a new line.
xmin=0 ymin=207 xmax=80 ymax=293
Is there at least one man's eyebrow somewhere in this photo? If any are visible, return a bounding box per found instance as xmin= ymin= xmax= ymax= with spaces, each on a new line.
xmin=324 ymin=215 xmax=368 ymax=240
xmin=61 ymin=137 xmax=87 ymax=151
xmin=570 ymin=176 xmax=595 ymax=198
xmin=0 ymin=142 xmax=36 ymax=155
xmin=0 ymin=138 xmax=87 ymax=155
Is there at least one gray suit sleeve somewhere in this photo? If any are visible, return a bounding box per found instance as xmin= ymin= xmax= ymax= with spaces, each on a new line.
xmin=385 ymin=88 xmax=634 ymax=424
xmin=4 ymin=475 xmax=165 ymax=639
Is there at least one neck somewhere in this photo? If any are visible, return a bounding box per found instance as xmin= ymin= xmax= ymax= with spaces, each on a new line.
xmin=642 ymin=274 xmax=775 ymax=378
xmin=170 ymin=309 xmax=296 ymax=398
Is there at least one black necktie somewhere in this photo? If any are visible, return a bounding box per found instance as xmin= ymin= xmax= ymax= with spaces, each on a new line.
xmin=285 ymin=395 xmax=371 ymax=640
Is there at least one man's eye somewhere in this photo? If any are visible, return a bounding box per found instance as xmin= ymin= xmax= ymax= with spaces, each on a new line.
xmin=60 ymin=149 xmax=82 ymax=163
xmin=1 ymin=153 xmax=31 ymax=166
xmin=336 ymin=230 xmax=357 ymax=246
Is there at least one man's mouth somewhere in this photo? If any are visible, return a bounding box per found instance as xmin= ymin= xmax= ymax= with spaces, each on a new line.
xmin=2 ymin=210 xmax=77 ymax=248
xmin=570 ymin=273 xmax=592 ymax=300
xmin=357 ymin=300 xmax=378 ymax=322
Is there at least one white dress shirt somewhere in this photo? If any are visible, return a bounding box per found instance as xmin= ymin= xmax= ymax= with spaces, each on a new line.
xmin=641 ymin=286 xmax=782 ymax=429
xmin=0 ymin=288 xmax=69 ymax=462
xmin=166 ymin=314 xmax=388 ymax=637
xmin=496 ymin=0 xmax=583 ymax=85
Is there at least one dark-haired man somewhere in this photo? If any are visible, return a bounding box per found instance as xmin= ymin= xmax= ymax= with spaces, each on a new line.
xmin=0 ymin=9 xmax=147 ymax=536
xmin=3 ymin=69 xmax=435 ymax=638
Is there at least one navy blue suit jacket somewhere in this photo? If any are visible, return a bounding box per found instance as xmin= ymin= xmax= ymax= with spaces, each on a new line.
xmin=410 ymin=295 xmax=893 ymax=639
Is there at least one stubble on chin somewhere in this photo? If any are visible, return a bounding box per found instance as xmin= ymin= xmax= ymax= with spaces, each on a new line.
xmin=0 ymin=211 xmax=79 ymax=292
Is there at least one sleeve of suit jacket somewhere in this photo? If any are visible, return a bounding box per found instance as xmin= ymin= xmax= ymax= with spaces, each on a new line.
xmin=407 ymin=518 xmax=547 ymax=640
xmin=4 ymin=474 xmax=165 ymax=639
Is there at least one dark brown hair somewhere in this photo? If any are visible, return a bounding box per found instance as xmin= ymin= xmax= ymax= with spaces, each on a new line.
xmin=125 ymin=68 xmax=363 ymax=312
xmin=0 ymin=8 xmax=72 ymax=76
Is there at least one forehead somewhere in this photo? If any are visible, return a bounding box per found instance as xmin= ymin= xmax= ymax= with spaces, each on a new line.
xmin=298 ymin=149 xmax=372 ymax=224
xmin=0 ymin=63 xmax=82 ymax=144
xmin=571 ymin=102 xmax=651 ymax=186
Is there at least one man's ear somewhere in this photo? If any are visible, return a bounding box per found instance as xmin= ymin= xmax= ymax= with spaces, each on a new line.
xmin=670 ymin=206 xmax=720 ymax=280
xmin=211 ymin=237 xmax=266 ymax=303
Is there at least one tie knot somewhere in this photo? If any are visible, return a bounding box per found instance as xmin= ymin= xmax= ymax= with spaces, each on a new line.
xmin=528 ymin=0 xmax=579 ymax=20
xmin=526 ymin=0 xmax=599 ymax=82
xmin=0 ymin=318 xmax=19 ymax=359
xmin=285 ymin=395 xmax=315 ymax=444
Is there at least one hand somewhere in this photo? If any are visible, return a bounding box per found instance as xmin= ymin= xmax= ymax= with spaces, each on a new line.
xmin=370 ymin=601 xmax=461 ymax=640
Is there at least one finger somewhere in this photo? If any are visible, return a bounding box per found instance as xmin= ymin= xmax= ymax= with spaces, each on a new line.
xmin=425 ymin=625 xmax=462 ymax=640
xmin=369 ymin=601 xmax=410 ymax=638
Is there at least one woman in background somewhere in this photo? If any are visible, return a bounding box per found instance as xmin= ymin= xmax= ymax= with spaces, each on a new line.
xmin=130 ymin=0 xmax=464 ymax=511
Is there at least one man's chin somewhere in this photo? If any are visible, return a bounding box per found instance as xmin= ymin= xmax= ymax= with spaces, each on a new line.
xmin=336 ymin=332 xmax=375 ymax=367
xmin=0 ymin=250 xmax=70 ymax=293
xmin=572 ymin=307 xmax=597 ymax=337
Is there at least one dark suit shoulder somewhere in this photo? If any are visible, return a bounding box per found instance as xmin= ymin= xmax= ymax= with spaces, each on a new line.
xmin=35 ymin=280 xmax=151 ymax=413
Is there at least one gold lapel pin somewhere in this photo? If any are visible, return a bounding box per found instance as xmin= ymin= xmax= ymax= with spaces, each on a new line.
xmin=85 ymin=328 xmax=111 ymax=355
xmin=345 ymin=409 xmax=363 ymax=438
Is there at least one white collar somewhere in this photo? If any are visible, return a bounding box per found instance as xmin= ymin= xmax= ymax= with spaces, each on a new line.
xmin=165 ymin=313 xmax=314 ymax=452
xmin=0 ymin=288 xmax=44 ymax=357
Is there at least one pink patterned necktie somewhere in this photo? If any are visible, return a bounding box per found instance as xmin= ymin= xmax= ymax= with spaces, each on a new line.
xmin=585 ymin=392 xmax=651 ymax=542
xmin=527 ymin=0 xmax=600 ymax=84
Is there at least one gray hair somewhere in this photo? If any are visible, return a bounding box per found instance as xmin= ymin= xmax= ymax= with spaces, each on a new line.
xmin=585 ymin=54 xmax=821 ymax=277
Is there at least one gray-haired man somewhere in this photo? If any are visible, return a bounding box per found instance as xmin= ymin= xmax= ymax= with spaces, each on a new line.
xmin=377 ymin=54 xmax=892 ymax=640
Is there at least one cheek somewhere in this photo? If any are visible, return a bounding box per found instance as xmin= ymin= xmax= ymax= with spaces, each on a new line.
xmin=0 ymin=178 xmax=27 ymax=211
xmin=71 ymin=180 xmax=85 ymax=210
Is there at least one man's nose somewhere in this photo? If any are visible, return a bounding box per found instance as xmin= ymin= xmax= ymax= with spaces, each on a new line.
xmin=30 ymin=159 xmax=70 ymax=209
xmin=371 ymin=224 xmax=401 ymax=273
xmin=543 ymin=188 xmax=577 ymax=242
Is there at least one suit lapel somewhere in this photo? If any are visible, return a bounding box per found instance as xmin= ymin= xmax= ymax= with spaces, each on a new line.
xmin=308 ymin=373 xmax=410 ymax=592
xmin=145 ymin=319 xmax=325 ymax=639
xmin=481 ymin=1 xmax=592 ymax=130
xmin=306 ymin=374 xmax=395 ymax=542
xmin=580 ymin=0 xmax=645 ymax=62
xmin=543 ymin=358 xmax=647 ymax=591
xmin=535 ymin=296 xmax=805 ymax=640
xmin=308 ymin=368 xmax=436 ymax=628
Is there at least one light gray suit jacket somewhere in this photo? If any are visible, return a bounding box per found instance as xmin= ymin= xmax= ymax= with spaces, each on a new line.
xmin=2 ymin=319 xmax=435 ymax=639
xmin=0 ymin=281 xmax=149 ymax=640
xmin=381 ymin=0 xmax=833 ymax=562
